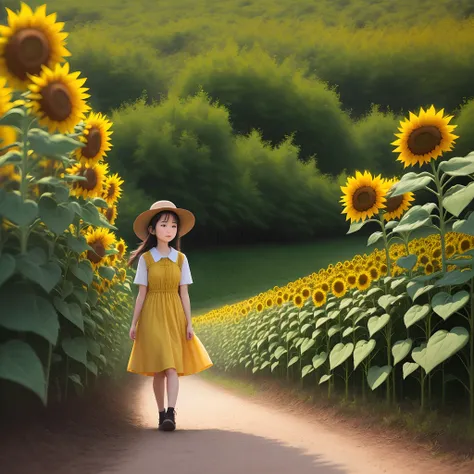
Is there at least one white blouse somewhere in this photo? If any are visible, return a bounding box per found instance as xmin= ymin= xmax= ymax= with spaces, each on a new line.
xmin=133 ymin=247 xmax=193 ymax=286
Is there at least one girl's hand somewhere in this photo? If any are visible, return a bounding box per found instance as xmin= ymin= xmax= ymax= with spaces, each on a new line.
xmin=186 ymin=324 xmax=194 ymax=340
xmin=129 ymin=323 xmax=137 ymax=340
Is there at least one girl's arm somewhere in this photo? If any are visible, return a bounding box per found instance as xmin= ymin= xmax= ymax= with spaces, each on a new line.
xmin=131 ymin=285 xmax=147 ymax=327
xmin=179 ymin=284 xmax=192 ymax=327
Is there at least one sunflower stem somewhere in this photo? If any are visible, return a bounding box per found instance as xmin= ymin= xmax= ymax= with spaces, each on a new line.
xmin=19 ymin=114 xmax=31 ymax=255
xmin=431 ymin=161 xmax=447 ymax=273
xmin=379 ymin=215 xmax=392 ymax=277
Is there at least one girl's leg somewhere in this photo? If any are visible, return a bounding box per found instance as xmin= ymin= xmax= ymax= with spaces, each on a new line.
xmin=153 ymin=372 xmax=166 ymax=411
xmin=165 ymin=368 xmax=179 ymax=408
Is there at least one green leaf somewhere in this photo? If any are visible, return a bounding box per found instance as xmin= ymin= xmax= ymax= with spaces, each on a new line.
xmin=432 ymin=290 xmax=470 ymax=321
xmin=28 ymin=129 xmax=83 ymax=157
xmin=392 ymin=339 xmax=413 ymax=365
xmin=16 ymin=253 xmax=62 ymax=293
xmin=300 ymin=338 xmax=315 ymax=355
xmin=367 ymin=287 xmax=383 ymax=297
xmin=67 ymin=234 xmax=92 ymax=254
xmin=345 ymin=306 xmax=362 ymax=320
xmin=443 ymin=182 xmax=474 ymax=217
xmin=452 ymin=212 xmax=474 ymax=236
xmin=302 ymin=365 xmax=314 ymax=378
xmin=393 ymin=207 xmax=431 ymax=233
xmin=385 ymin=220 xmax=398 ymax=230
xmin=407 ymin=282 xmax=434 ymax=302
xmin=342 ymin=326 xmax=361 ymax=338
xmin=0 ymin=190 xmax=38 ymax=226
xmin=397 ymin=254 xmax=417 ymax=270
xmin=388 ymin=172 xmax=433 ymax=197
xmin=273 ymin=346 xmax=287 ymax=360
xmin=367 ymin=365 xmax=392 ymax=390
xmin=0 ymin=253 xmax=15 ymax=287
xmin=260 ymin=360 xmax=271 ymax=370
xmin=61 ymin=280 xmax=74 ymax=299
xmin=86 ymin=360 xmax=98 ymax=375
xmin=329 ymin=342 xmax=354 ymax=370
xmin=391 ymin=277 xmax=407 ymax=290
xmin=347 ymin=220 xmax=374 ymax=234
xmin=328 ymin=324 xmax=342 ymax=338
xmin=354 ymin=339 xmax=376 ymax=369
xmin=403 ymin=304 xmax=430 ymax=329
xmin=70 ymin=260 xmax=93 ymax=285
xmin=312 ymin=352 xmax=328 ymax=370
xmin=80 ymin=201 xmax=116 ymax=230
xmin=435 ymin=269 xmax=474 ymax=287
xmin=315 ymin=316 xmax=329 ymax=329
xmin=38 ymin=195 xmax=75 ymax=235
xmin=378 ymin=294 xmax=398 ymax=310
xmin=287 ymin=356 xmax=299 ymax=368
xmin=98 ymin=266 xmax=115 ymax=281
xmin=53 ymin=298 xmax=84 ymax=332
xmin=91 ymin=197 xmax=108 ymax=208
xmin=340 ymin=298 xmax=353 ymax=310
xmin=62 ymin=337 xmax=88 ymax=366
xmin=367 ymin=231 xmax=383 ymax=246
xmin=0 ymin=107 xmax=25 ymax=128
xmin=271 ymin=361 xmax=279 ymax=372
xmin=0 ymin=340 xmax=46 ymax=404
xmin=0 ymin=149 xmax=22 ymax=167
xmin=368 ymin=313 xmax=390 ymax=337
xmin=403 ymin=362 xmax=420 ymax=379
xmin=319 ymin=374 xmax=332 ymax=385
xmin=412 ymin=327 xmax=469 ymax=374
xmin=68 ymin=374 xmax=83 ymax=387
xmin=0 ymin=285 xmax=59 ymax=344
xmin=439 ymin=155 xmax=474 ymax=176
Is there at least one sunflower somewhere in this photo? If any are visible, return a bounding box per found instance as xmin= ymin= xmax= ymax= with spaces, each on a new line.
xmin=458 ymin=237 xmax=471 ymax=255
xmin=0 ymin=163 xmax=19 ymax=187
xmin=321 ymin=281 xmax=330 ymax=293
xmin=102 ymin=173 xmax=124 ymax=206
xmin=312 ymin=288 xmax=327 ymax=307
xmin=356 ymin=271 xmax=371 ymax=291
xmin=27 ymin=62 xmax=90 ymax=134
xmin=75 ymin=112 xmax=113 ymax=165
xmin=0 ymin=3 xmax=70 ymax=90
xmin=265 ymin=296 xmax=273 ymax=308
xmin=83 ymin=227 xmax=116 ymax=268
xmin=331 ymin=278 xmax=347 ymax=298
xmin=424 ymin=262 xmax=434 ymax=275
xmin=340 ymin=171 xmax=387 ymax=223
xmin=368 ymin=266 xmax=380 ymax=281
xmin=116 ymin=238 xmax=127 ymax=260
xmin=0 ymin=77 xmax=13 ymax=117
xmin=383 ymin=178 xmax=415 ymax=221
xmin=101 ymin=203 xmax=118 ymax=225
xmin=282 ymin=292 xmax=290 ymax=302
xmin=118 ymin=268 xmax=127 ymax=283
xmin=347 ymin=273 xmax=357 ymax=288
xmin=256 ymin=301 xmax=264 ymax=313
xmin=392 ymin=106 xmax=458 ymax=168
xmin=0 ymin=125 xmax=18 ymax=158
xmin=293 ymin=293 xmax=304 ymax=308
xmin=66 ymin=162 xmax=108 ymax=200
xmin=276 ymin=296 xmax=283 ymax=306
xmin=301 ymin=286 xmax=311 ymax=300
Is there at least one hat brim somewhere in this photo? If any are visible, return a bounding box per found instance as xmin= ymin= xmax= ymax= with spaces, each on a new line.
xmin=133 ymin=207 xmax=195 ymax=241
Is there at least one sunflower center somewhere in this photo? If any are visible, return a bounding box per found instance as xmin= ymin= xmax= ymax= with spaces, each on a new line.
xmin=40 ymin=81 xmax=72 ymax=122
xmin=82 ymin=126 xmax=102 ymax=158
xmin=107 ymin=183 xmax=116 ymax=199
xmin=333 ymin=281 xmax=344 ymax=293
xmin=315 ymin=291 xmax=324 ymax=303
xmin=105 ymin=207 xmax=114 ymax=221
xmin=80 ymin=168 xmax=98 ymax=190
xmin=5 ymin=28 xmax=51 ymax=80
xmin=408 ymin=126 xmax=442 ymax=156
xmin=87 ymin=241 xmax=105 ymax=264
xmin=352 ymin=186 xmax=377 ymax=212
xmin=385 ymin=195 xmax=404 ymax=213
xmin=358 ymin=274 xmax=368 ymax=285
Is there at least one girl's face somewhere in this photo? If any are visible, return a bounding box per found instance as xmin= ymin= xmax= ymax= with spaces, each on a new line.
xmin=153 ymin=213 xmax=178 ymax=243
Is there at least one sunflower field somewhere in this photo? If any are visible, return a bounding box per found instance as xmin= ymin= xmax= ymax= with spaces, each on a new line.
xmin=0 ymin=3 xmax=133 ymax=407
xmin=194 ymin=106 xmax=474 ymax=425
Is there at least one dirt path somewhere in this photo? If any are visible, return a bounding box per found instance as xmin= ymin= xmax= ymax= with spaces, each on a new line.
xmin=1 ymin=374 xmax=473 ymax=474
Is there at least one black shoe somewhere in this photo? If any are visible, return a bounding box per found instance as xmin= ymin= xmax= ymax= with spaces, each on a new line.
xmin=158 ymin=410 xmax=166 ymax=429
xmin=161 ymin=408 xmax=176 ymax=432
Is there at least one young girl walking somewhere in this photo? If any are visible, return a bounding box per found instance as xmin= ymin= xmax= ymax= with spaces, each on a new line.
xmin=127 ymin=200 xmax=213 ymax=432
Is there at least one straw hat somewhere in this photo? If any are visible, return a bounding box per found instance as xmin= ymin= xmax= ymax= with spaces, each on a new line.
xmin=133 ymin=200 xmax=195 ymax=241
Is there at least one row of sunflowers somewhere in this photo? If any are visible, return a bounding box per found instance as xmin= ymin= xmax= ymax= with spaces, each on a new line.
xmin=0 ymin=3 xmax=134 ymax=405
xmin=194 ymin=105 xmax=474 ymax=425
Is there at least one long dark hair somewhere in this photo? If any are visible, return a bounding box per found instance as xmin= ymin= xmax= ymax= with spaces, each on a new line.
xmin=128 ymin=211 xmax=181 ymax=267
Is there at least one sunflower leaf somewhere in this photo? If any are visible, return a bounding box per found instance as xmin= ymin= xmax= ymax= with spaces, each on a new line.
xmin=397 ymin=254 xmax=417 ymax=270
xmin=347 ymin=219 xmax=378 ymax=235
xmin=443 ymin=182 xmax=474 ymax=217
xmin=367 ymin=231 xmax=383 ymax=246
xmin=28 ymin=129 xmax=83 ymax=157
xmin=439 ymin=155 xmax=474 ymax=176
xmin=0 ymin=108 xmax=25 ymax=129
xmin=388 ymin=173 xmax=433 ymax=197
xmin=452 ymin=212 xmax=474 ymax=236
xmin=0 ymin=149 xmax=22 ymax=167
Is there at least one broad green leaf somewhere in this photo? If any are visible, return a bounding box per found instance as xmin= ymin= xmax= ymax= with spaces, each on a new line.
xmin=340 ymin=298 xmax=353 ymax=310
xmin=312 ymin=352 xmax=327 ymax=370
xmin=342 ymin=326 xmax=360 ymax=338
xmin=16 ymin=253 xmax=62 ymax=293
xmin=391 ymin=277 xmax=407 ymax=290
xmin=443 ymin=182 xmax=474 ymax=217
xmin=367 ymin=287 xmax=383 ymax=297
xmin=328 ymin=310 xmax=339 ymax=320
xmin=260 ymin=361 xmax=271 ymax=370
xmin=392 ymin=338 xmax=413 ymax=365
xmin=312 ymin=329 xmax=322 ymax=339
xmin=300 ymin=323 xmax=312 ymax=334
xmin=403 ymin=362 xmax=420 ymax=379
xmin=345 ymin=306 xmax=362 ymax=321
xmin=329 ymin=342 xmax=354 ymax=370
xmin=411 ymin=327 xmax=469 ymax=374
xmin=287 ymin=356 xmax=299 ymax=368
xmin=271 ymin=361 xmax=279 ymax=372
xmin=70 ymin=260 xmax=93 ymax=285
xmin=0 ymin=253 xmax=15 ymax=287
xmin=354 ymin=339 xmax=376 ymax=369
xmin=407 ymin=282 xmax=434 ymax=301
xmin=300 ymin=338 xmax=315 ymax=355
xmin=347 ymin=219 xmax=375 ymax=234
xmin=0 ymin=340 xmax=46 ymax=404
xmin=319 ymin=374 xmax=332 ymax=385
xmin=328 ymin=325 xmax=342 ymax=338
xmin=316 ymin=316 xmax=329 ymax=329
xmin=28 ymin=128 xmax=83 ymax=157
xmin=53 ymin=298 xmax=84 ymax=332
xmin=389 ymin=172 xmax=433 ymax=197
xmin=403 ymin=304 xmax=430 ymax=329
xmin=38 ymin=196 xmax=75 ymax=234
xmin=367 ymin=365 xmax=392 ymax=390
xmin=80 ymin=201 xmax=116 ymax=230
xmin=302 ymin=365 xmax=314 ymax=378
xmin=62 ymin=337 xmax=88 ymax=366
xmin=385 ymin=220 xmax=398 ymax=230
xmin=86 ymin=360 xmax=98 ymax=376
xmin=393 ymin=208 xmax=431 ymax=233
xmin=397 ymin=254 xmax=417 ymax=270
xmin=0 ymin=107 xmax=24 ymax=128
xmin=432 ymin=291 xmax=470 ymax=321
xmin=435 ymin=269 xmax=474 ymax=287
xmin=367 ymin=231 xmax=383 ymax=246
xmin=378 ymin=294 xmax=397 ymax=310
xmin=0 ymin=149 xmax=21 ymax=167
xmin=273 ymin=346 xmax=287 ymax=360
xmin=368 ymin=313 xmax=390 ymax=337
xmin=0 ymin=190 xmax=37 ymax=226
xmin=92 ymin=197 xmax=108 ymax=208
xmin=452 ymin=212 xmax=474 ymax=236
xmin=87 ymin=339 xmax=101 ymax=357
xmin=439 ymin=155 xmax=474 ymax=176
xmin=0 ymin=285 xmax=59 ymax=344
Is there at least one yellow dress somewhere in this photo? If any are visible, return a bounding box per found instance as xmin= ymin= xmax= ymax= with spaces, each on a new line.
xmin=127 ymin=250 xmax=213 ymax=377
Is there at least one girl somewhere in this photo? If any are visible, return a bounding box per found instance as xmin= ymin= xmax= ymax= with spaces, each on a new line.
xmin=127 ymin=200 xmax=213 ymax=432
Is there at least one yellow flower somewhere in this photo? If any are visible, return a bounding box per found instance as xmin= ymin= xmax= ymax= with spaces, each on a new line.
xmin=331 ymin=278 xmax=347 ymax=298
xmin=340 ymin=171 xmax=387 ymax=223
xmin=0 ymin=3 xmax=70 ymax=90
xmin=102 ymin=173 xmax=124 ymax=206
xmin=101 ymin=203 xmax=118 ymax=225
xmin=83 ymin=227 xmax=116 ymax=268
xmin=256 ymin=301 xmax=264 ymax=312
xmin=383 ymin=178 xmax=415 ymax=221
xmin=312 ymin=288 xmax=327 ymax=307
xmin=75 ymin=112 xmax=113 ymax=165
xmin=392 ymin=106 xmax=458 ymax=168
xmin=292 ymin=293 xmax=304 ymax=308
xmin=116 ymin=238 xmax=127 ymax=260
xmin=356 ymin=271 xmax=371 ymax=291
xmin=66 ymin=162 xmax=108 ymax=200
xmin=27 ymin=62 xmax=90 ymax=134
xmin=0 ymin=77 xmax=13 ymax=116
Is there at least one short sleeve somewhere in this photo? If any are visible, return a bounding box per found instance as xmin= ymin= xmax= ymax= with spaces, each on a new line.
xmin=179 ymin=254 xmax=193 ymax=285
xmin=133 ymin=254 xmax=148 ymax=286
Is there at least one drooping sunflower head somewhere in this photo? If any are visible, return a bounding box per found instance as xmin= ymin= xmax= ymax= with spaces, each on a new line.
xmin=340 ymin=171 xmax=387 ymax=223
xmin=83 ymin=227 xmax=116 ymax=268
xmin=331 ymin=278 xmax=347 ymax=298
xmin=383 ymin=178 xmax=415 ymax=221
xmin=66 ymin=162 xmax=108 ymax=200
xmin=101 ymin=204 xmax=118 ymax=225
xmin=392 ymin=106 xmax=458 ymax=168
xmin=102 ymin=173 xmax=124 ymax=206
xmin=27 ymin=62 xmax=90 ymax=134
xmin=0 ymin=3 xmax=71 ymax=90
xmin=0 ymin=77 xmax=13 ymax=117
xmin=312 ymin=288 xmax=327 ymax=307
xmin=75 ymin=112 xmax=113 ymax=165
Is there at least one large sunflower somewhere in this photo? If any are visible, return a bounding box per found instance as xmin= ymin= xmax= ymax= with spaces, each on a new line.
xmin=75 ymin=112 xmax=113 ymax=165
xmin=102 ymin=173 xmax=124 ymax=206
xmin=312 ymin=288 xmax=327 ymax=308
xmin=0 ymin=3 xmax=70 ymax=90
xmin=0 ymin=77 xmax=13 ymax=116
xmin=331 ymin=278 xmax=347 ymax=298
xmin=392 ymin=106 xmax=458 ymax=168
xmin=101 ymin=204 xmax=118 ymax=225
xmin=383 ymin=178 xmax=415 ymax=221
xmin=340 ymin=171 xmax=387 ymax=223
xmin=66 ymin=162 xmax=108 ymax=200
xmin=27 ymin=62 xmax=90 ymax=134
xmin=83 ymin=227 xmax=116 ymax=268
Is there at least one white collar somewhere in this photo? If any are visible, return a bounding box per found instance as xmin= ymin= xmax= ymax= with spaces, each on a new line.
xmin=150 ymin=246 xmax=178 ymax=262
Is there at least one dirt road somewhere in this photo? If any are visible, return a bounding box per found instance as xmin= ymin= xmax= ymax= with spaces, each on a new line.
xmin=2 ymin=374 xmax=473 ymax=474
